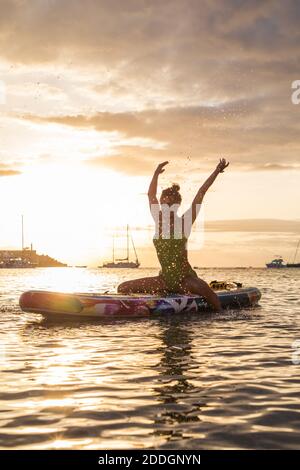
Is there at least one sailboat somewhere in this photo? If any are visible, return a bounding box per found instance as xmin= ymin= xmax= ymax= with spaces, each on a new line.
xmin=100 ymin=225 xmax=140 ymax=268
xmin=0 ymin=215 xmax=37 ymax=269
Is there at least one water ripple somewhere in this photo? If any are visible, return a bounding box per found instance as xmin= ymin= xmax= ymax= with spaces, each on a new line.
xmin=0 ymin=267 xmax=300 ymax=449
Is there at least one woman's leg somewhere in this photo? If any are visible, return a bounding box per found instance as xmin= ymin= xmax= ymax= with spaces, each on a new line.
xmin=118 ymin=276 xmax=168 ymax=295
xmin=181 ymin=276 xmax=222 ymax=312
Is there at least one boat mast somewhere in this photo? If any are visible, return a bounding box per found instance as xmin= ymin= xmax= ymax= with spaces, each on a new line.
xmin=21 ymin=215 xmax=24 ymax=251
xmin=126 ymin=224 xmax=129 ymax=261
xmin=292 ymin=239 xmax=300 ymax=264
xmin=112 ymin=235 xmax=115 ymax=263
xmin=131 ymin=233 xmax=139 ymax=264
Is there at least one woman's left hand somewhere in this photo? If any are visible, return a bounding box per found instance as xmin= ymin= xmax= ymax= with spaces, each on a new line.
xmin=216 ymin=158 xmax=230 ymax=173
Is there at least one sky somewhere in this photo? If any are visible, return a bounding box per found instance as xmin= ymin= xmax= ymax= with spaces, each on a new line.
xmin=0 ymin=0 xmax=299 ymax=267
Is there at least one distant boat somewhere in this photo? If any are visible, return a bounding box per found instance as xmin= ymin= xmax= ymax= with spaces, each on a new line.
xmin=266 ymin=257 xmax=286 ymax=268
xmin=266 ymin=240 xmax=300 ymax=268
xmin=0 ymin=257 xmax=37 ymax=269
xmin=75 ymin=266 xmax=87 ymax=268
xmin=99 ymin=225 xmax=140 ymax=268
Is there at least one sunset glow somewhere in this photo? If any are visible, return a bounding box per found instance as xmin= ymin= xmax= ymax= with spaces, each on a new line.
xmin=0 ymin=1 xmax=299 ymax=267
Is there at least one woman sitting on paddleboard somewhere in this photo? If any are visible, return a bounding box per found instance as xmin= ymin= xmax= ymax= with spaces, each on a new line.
xmin=118 ymin=159 xmax=229 ymax=311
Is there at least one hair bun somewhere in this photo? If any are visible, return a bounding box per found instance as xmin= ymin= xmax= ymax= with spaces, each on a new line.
xmin=171 ymin=183 xmax=180 ymax=192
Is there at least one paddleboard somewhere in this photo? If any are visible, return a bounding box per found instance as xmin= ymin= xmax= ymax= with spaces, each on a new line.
xmin=19 ymin=287 xmax=261 ymax=319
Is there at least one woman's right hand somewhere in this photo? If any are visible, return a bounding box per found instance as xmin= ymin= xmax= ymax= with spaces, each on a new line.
xmin=155 ymin=161 xmax=169 ymax=175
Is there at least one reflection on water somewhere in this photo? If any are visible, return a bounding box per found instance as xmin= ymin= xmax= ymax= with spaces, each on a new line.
xmin=0 ymin=267 xmax=300 ymax=449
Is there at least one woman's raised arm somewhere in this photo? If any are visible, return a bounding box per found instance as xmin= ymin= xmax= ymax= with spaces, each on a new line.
xmin=148 ymin=161 xmax=168 ymax=209
xmin=187 ymin=158 xmax=229 ymax=225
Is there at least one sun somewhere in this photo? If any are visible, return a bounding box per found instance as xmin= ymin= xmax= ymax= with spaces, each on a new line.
xmin=0 ymin=160 xmax=149 ymax=266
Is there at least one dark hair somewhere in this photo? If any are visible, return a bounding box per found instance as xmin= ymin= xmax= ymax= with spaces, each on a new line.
xmin=160 ymin=183 xmax=182 ymax=205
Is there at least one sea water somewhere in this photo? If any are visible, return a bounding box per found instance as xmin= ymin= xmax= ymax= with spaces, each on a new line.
xmin=0 ymin=267 xmax=299 ymax=449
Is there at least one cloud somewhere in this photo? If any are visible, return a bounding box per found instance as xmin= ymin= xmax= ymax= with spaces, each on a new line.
xmin=248 ymin=163 xmax=300 ymax=171
xmin=2 ymin=1 xmax=300 ymax=175
xmin=22 ymin=101 xmax=300 ymax=172
xmin=0 ymin=162 xmax=21 ymax=176
xmin=205 ymin=218 xmax=300 ymax=233
xmin=87 ymin=154 xmax=156 ymax=175
xmin=0 ymin=1 xmax=299 ymax=65
xmin=1 ymin=1 xmax=300 ymax=105
xmin=0 ymin=169 xmax=21 ymax=176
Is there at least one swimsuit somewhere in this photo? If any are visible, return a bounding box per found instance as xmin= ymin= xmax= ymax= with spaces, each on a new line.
xmin=153 ymin=211 xmax=198 ymax=292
